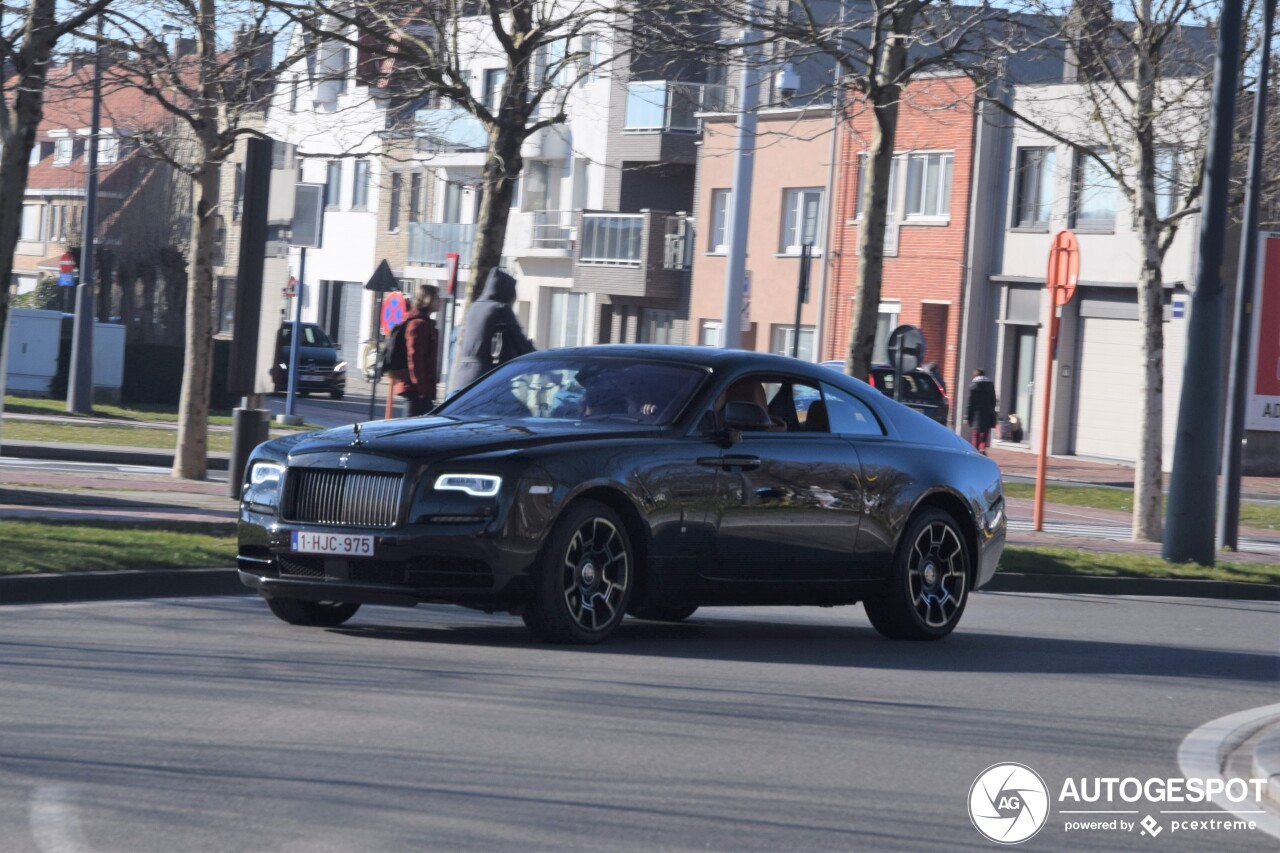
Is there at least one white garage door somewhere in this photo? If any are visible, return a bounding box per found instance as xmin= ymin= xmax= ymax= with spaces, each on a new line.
xmin=1074 ymin=315 xmax=1186 ymax=466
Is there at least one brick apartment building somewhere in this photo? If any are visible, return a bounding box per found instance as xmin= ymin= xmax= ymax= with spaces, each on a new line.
xmin=826 ymin=74 xmax=984 ymax=403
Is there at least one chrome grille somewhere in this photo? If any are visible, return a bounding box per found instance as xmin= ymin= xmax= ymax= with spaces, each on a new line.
xmin=285 ymin=469 xmax=403 ymax=528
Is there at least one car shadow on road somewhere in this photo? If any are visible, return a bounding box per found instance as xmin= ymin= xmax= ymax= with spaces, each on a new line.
xmin=328 ymin=611 xmax=1277 ymax=683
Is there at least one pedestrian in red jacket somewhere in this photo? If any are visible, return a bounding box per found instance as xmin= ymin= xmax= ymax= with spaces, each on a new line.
xmin=395 ymin=284 xmax=440 ymax=416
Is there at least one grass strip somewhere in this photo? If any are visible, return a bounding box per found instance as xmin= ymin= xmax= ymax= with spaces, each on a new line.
xmin=1 ymin=421 xmax=235 ymax=453
xmin=5 ymin=395 xmax=235 ymax=425
xmin=0 ymin=520 xmax=235 ymax=574
xmin=1002 ymin=481 xmax=1280 ymax=531
xmin=1000 ymin=545 xmax=1279 ymax=585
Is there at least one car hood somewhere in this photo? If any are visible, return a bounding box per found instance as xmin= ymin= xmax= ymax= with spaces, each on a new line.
xmin=278 ymin=344 xmax=337 ymax=365
xmin=274 ymin=416 xmax=661 ymax=463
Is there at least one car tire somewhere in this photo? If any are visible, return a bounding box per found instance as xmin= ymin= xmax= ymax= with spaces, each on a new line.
xmin=522 ymin=500 xmax=633 ymax=644
xmin=863 ymin=508 xmax=970 ymax=641
xmin=265 ymin=596 xmax=360 ymax=627
xmin=628 ymin=604 xmax=698 ymax=622
xmin=329 ymin=390 xmax=345 ymax=400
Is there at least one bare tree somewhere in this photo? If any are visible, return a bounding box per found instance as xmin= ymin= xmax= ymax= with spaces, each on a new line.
xmin=272 ymin=0 xmax=616 ymax=383
xmin=1 ymin=0 xmax=115 ymax=363
xmin=639 ymin=0 xmax=1017 ymax=378
xmin=102 ymin=0 xmax=294 ymax=479
xmin=982 ymin=0 xmax=1219 ymax=541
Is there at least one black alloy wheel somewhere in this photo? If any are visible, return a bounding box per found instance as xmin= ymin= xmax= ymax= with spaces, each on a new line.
xmin=265 ymin=597 xmax=361 ymax=627
xmin=523 ymin=500 xmax=633 ymax=644
xmin=863 ymin=508 xmax=970 ymax=640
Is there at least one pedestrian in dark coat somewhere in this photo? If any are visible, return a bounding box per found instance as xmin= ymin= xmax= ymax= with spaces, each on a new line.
xmin=451 ymin=268 xmax=535 ymax=390
xmin=395 ymin=284 xmax=440 ymax=416
xmin=965 ymin=368 xmax=998 ymax=455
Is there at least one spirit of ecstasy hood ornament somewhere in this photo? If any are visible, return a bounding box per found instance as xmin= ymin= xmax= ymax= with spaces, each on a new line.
xmin=351 ymin=422 xmax=364 ymax=447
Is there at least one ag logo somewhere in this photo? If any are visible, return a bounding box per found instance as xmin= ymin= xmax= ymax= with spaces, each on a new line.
xmin=969 ymin=763 xmax=1050 ymax=844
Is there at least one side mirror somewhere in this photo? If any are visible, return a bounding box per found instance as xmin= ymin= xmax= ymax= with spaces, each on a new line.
xmin=723 ymin=400 xmax=772 ymax=431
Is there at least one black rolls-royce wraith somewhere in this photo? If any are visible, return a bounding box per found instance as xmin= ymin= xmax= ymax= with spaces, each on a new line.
xmin=238 ymin=346 xmax=1005 ymax=643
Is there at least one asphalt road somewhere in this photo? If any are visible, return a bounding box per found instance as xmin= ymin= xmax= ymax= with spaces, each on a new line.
xmin=0 ymin=593 xmax=1275 ymax=853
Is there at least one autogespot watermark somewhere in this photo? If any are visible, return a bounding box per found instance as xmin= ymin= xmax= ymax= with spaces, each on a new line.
xmin=967 ymin=765 xmax=1271 ymax=844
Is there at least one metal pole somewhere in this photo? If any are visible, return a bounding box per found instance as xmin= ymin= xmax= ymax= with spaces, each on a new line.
xmin=720 ymin=3 xmax=762 ymax=350
xmin=1033 ymin=306 xmax=1061 ymax=532
xmin=67 ymin=16 xmax=103 ymax=414
xmin=283 ymin=246 xmax=305 ymax=422
xmin=792 ymin=243 xmax=811 ymax=358
xmin=1217 ymin=0 xmax=1276 ymax=551
xmin=1164 ymin=0 xmax=1245 ymax=565
xmin=368 ymin=291 xmax=383 ymax=421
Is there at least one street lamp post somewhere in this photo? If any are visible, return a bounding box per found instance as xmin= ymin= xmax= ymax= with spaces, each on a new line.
xmin=67 ymin=16 xmax=103 ymax=414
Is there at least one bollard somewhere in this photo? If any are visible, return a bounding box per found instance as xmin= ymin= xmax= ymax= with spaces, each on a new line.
xmin=227 ymin=403 xmax=271 ymax=499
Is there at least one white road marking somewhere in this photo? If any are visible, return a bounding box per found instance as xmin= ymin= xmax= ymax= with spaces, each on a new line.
xmin=29 ymin=784 xmax=93 ymax=853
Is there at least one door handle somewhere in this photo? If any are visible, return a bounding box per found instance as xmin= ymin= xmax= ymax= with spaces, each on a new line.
xmin=696 ymin=457 xmax=724 ymax=468
xmin=723 ymin=455 xmax=761 ymax=470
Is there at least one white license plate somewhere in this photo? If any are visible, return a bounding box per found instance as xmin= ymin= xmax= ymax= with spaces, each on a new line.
xmin=301 ymin=375 xmax=326 ymax=383
xmin=290 ymin=531 xmax=374 ymax=556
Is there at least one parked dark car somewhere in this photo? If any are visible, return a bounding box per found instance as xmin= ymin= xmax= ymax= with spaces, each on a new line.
xmin=238 ymin=346 xmax=1004 ymax=644
xmin=270 ymin=323 xmax=346 ymax=399
xmin=822 ymin=360 xmax=950 ymax=424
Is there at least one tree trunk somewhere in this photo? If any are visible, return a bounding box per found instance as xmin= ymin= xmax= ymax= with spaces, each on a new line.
xmin=1131 ymin=0 xmax=1164 ymax=542
xmin=172 ymin=162 xmax=219 ymax=479
xmin=845 ymin=6 xmax=914 ymax=380
xmin=0 ymin=0 xmax=58 ymax=358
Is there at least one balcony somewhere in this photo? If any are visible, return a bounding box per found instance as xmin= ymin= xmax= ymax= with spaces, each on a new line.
xmin=573 ymin=211 xmax=692 ymax=300
xmin=415 ymin=105 xmax=489 ymax=167
xmin=506 ymin=210 xmax=575 ymax=258
xmin=617 ymin=81 xmax=733 ymax=164
xmin=408 ymin=222 xmax=476 ymax=266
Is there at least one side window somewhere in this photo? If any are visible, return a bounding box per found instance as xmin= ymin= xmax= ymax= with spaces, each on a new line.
xmin=821 ymin=383 xmax=885 ymax=436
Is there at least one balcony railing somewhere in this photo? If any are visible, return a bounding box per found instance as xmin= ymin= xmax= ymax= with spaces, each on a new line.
xmin=408 ymin=222 xmax=477 ymax=266
xmin=415 ymin=105 xmax=489 ymax=153
xmin=529 ymin=210 xmax=574 ymax=251
xmin=623 ymin=82 xmax=734 ymax=132
xmin=579 ymin=213 xmax=644 ymax=265
xmin=663 ymin=215 xmax=694 ymax=270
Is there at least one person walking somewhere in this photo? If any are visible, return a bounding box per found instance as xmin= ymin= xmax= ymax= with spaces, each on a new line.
xmin=965 ymin=368 xmax=998 ymax=455
xmin=452 ymin=268 xmax=535 ymax=390
xmin=395 ymin=284 xmax=441 ymax=416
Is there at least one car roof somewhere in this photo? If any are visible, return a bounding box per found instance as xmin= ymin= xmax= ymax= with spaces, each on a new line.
xmin=532 ymin=344 xmax=830 ymax=374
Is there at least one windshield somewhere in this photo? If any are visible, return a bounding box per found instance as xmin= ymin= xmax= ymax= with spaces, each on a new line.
xmin=279 ymin=324 xmax=334 ymax=348
xmin=441 ymin=357 xmax=708 ymax=425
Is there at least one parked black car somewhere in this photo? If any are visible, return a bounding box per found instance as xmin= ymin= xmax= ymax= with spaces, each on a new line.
xmin=239 ymin=346 xmax=1004 ymax=644
xmin=822 ymin=360 xmax=950 ymax=424
xmin=270 ymin=323 xmax=346 ymax=399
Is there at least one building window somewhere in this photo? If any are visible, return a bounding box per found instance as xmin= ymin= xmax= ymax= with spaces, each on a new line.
xmin=1154 ymin=147 xmax=1178 ymax=220
xmin=20 ymin=204 xmax=42 ymax=241
xmin=1071 ymin=149 xmax=1117 ymax=230
xmin=905 ymin=152 xmax=952 ymax=219
xmin=1012 ymin=147 xmax=1054 ymax=228
xmin=547 ymin=290 xmax=587 ymax=348
xmin=642 ymin=309 xmax=675 ymax=344
xmin=442 ymin=181 xmax=464 ymax=223
xmin=214 ymin=216 xmax=227 ymax=266
xmin=854 ymin=153 xmax=899 ymax=220
xmin=29 ymin=142 xmax=43 ymax=166
xmin=709 ymin=189 xmax=730 ymax=252
xmin=54 ymin=138 xmax=73 ymax=166
xmin=335 ymin=47 xmax=350 ymax=95
xmin=233 ymin=163 xmax=244 ymax=221
xmin=325 ymin=161 xmax=342 ymax=208
xmin=483 ymin=68 xmax=506 ymax=112
xmin=700 ymin=320 xmax=722 ymax=347
xmin=771 ymin=324 xmax=814 ymax=361
xmin=288 ymin=76 xmax=299 ymax=111
xmin=352 ymin=160 xmax=370 ymax=210
xmin=48 ymin=206 xmax=66 ymax=242
xmin=97 ymin=136 xmax=118 ymax=165
xmin=781 ymin=187 xmax=823 ymax=254
xmin=388 ymin=172 xmax=402 ymax=232
xmin=409 ymin=172 xmax=423 ymax=222
xmin=873 ymin=302 xmax=900 ymax=364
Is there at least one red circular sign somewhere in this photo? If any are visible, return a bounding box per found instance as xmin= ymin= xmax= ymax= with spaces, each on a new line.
xmin=59 ymin=253 xmax=76 ymax=274
xmin=381 ymin=290 xmax=405 ymax=335
xmin=1046 ymin=230 xmax=1080 ymax=306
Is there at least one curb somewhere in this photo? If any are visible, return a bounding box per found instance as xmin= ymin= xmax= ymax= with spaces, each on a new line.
xmin=1254 ymin=726 xmax=1280 ymax=806
xmin=0 ymin=568 xmax=242 ymax=605
xmin=1179 ymin=704 xmax=1280 ymax=842
xmin=0 ymin=441 xmax=230 ymax=471
xmin=983 ymin=572 xmax=1280 ymax=601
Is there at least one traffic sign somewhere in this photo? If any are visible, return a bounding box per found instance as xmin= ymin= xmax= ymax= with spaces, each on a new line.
xmin=57 ymin=272 xmax=76 ymax=287
xmin=887 ymin=324 xmax=925 ymax=374
xmin=1035 ymin=229 xmax=1082 ymax=532
xmin=381 ymin=290 xmax=405 ymax=334
xmin=59 ymin=253 xmax=76 ymax=274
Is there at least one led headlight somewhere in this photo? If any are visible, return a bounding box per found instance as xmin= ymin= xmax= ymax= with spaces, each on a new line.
xmin=244 ymin=461 xmax=286 ymax=510
xmin=333 ymin=361 xmax=347 ymax=373
xmin=434 ymin=474 xmax=502 ymax=498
